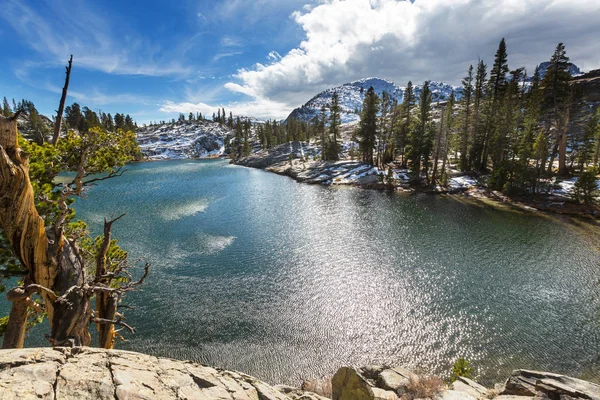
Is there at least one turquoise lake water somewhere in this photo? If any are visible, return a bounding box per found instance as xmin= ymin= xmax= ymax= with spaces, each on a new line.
xmin=10 ymin=159 xmax=600 ymax=385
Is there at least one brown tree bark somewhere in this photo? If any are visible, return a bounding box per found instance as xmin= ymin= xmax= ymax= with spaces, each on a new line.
xmin=51 ymin=55 xmax=72 ymax=146
xmin=95 ymin=216 xmax=123 ymax=349
xmin=0 ymin=113 xmax=90 ymax=348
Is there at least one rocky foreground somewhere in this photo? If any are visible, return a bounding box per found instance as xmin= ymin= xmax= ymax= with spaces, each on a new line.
xmin=1 ymin=348 xmax=599 ymax=400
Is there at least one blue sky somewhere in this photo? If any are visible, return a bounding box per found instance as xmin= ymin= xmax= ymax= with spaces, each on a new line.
xmin=1 ymin=0 xmax=599 ymax=123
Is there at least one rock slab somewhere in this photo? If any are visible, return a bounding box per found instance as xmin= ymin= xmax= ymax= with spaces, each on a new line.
xmin=0 ymin=347 xmax=320 ymax=400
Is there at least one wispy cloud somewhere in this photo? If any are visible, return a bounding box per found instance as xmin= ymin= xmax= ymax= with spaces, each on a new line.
xmin=43 ymin=82 xmax=152 ymax=106
xmin=2 ymin=0 xmax=192 ymax=78
xmin=213 ymin=52 xmax=243 ymax=62
xmin=220 ymin=36 xmax=244 ymax=48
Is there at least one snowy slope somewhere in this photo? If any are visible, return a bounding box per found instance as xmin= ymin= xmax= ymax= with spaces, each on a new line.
xmin=136 ymin=120 xmax=232 ymax=160
xmin=536 ymin=62 xmax=582 ymax=79
xmin=287 ymin=77 xmax=461 ymax=124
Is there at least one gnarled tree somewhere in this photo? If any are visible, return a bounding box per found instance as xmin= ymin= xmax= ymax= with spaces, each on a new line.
xmin=0 ymin=109 xmax=145 ymax=349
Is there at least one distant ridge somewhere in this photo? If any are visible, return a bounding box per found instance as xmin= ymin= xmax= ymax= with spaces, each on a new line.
xmin=286 ymin=77 xmax=460 ymax=124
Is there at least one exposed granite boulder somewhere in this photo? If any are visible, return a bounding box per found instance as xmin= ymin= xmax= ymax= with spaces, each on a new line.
xmin=435 ymin=390 xmax=477 ymax=400
xmin=501 ymin=370 xmax=600 ymax=400
xmin=451 ymin=376 xmax=489 ymax=399
xmin=376 ymin=367 xmax=416 ymax=395
xmin=0 ymin=347 xmax=314 ymax=400
xmin=332 ymin=366 xmax=375 ymax=400
xmin=2 ymin=349 xmax=599 ymax=400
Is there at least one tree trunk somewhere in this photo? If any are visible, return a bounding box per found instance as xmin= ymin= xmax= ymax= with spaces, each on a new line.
xmin=2 ymin=296 xmax=28 ymax=349
xmin=558 ymin=103 xmax=571 ymax=176
xmin=95 ymin=217 xmax=121 ymax=349
xmin=431 ymin=106 xmax=444 ymax=185
xmin=52 ymin=55 xmax=73 ymax=146
xmin=0 ymin=114 xmax=90 ymax=348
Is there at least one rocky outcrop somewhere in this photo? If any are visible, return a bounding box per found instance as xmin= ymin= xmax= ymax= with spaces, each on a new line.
xmin=136 ymin=120 xmax=231 ymax=160
xmin=571 ymin=69 xmax=600 ymax=103
xmin=234 ymin=142 xmax=398 ymax=189
xmin=2 ymin=349 xmax=599 ymax=400
xmin=0 ymin=347 xmax=321 ymax=400
xmin=501 ymin=370 xmax=600 ymax=400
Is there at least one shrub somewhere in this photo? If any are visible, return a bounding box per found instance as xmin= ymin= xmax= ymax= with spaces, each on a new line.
xmin=573 ymin=168 xmax=599 ymax=205
xmin=450 ymin=358 xmax=473 ymax=382
xmin=402 ymin=374 xmax=443 ymax=400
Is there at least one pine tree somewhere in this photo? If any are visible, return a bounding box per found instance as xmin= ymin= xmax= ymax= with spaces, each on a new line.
xmin=327 ymin=91 xmax=341 ymax=161
xmin=542 ymin=43 xmax=573 ymax=176
xmin=235 ymin=117 xmax=243 ymax=158
xmin=469 ymin=60 xmax=487 ymax=170
xmin=358 ymin=87 xmax=379 ymax=165
xmin=573 ymin=167 xmax=598 ymax=205
xmin=406 ymin=81 xmax=434 ymax=182
xmin=488 ymin=38 xmax=509 ymax=100
xmin=482 ymin=38 xmax=510 ymax=171
xmin=578 ymin=111 xmax=599 ymax=170
xmin=2 ymin=97 xmax=11 ymax=117
xmin=243 ymin=119 xmax=251 ymax=157
xmin=319 ymin=105 xmax=327 ymax=160
xmin=460 ymin=65 xmax=474 ymax=171
xmin=592 ymin=108 xmax=600 ymax=167
xmin=379 ymin=91 xmax=394 ymax=165
xmin=397 ymin=81 xmax=415 ymax=167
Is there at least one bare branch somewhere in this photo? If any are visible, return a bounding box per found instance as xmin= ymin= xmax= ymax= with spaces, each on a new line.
xmin=91 ymin=317 xmax=135 ymax=334
xmin=131 ymin=263 xmax=150 ymax=287
xmin=25 ymin=299 xmax=43 ymax=314
xmin=55 ymin=285 xmax=82 ymax=304
xmin=116 ymin=304 xmax=136 ymax=310
xmin=82 ymin=167 xmax=126 ymax=186
xmin=9 ymin=109 xmax=24 ymax=122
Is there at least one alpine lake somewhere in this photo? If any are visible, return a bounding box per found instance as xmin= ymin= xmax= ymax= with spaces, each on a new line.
xmin=7 ymin=159 xmax=600 ymax=386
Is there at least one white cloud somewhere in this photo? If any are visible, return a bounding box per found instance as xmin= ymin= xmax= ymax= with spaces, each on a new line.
xmin=223 ymin=0 xmax=600 ymax=119
xmin=160 ymin=99 xmax=290 ymax=120
xmin=267 ymin=51 xmax=282 ymax=62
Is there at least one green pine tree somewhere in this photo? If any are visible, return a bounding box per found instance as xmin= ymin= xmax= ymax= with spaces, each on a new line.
xmin=397 ymin=81 xmax=415 ymax=167
xmin=2 ymin=97 xmax=11 ymax=117
xmin=327 ymin=91 xmax=341 ymax=161
xmin=460 ymin=65 xmax=474 ymax=171
xmin=358 ymin=87 xmax=379 ymax=165
xmin=406 ymin=81 xmax=434 ymax=182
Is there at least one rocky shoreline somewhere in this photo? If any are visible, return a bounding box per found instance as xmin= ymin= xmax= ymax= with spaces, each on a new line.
xmin=1 ymin=348 xmax=599 ymax=400
xmin=233 ymin=142 xmax=600 ymax=220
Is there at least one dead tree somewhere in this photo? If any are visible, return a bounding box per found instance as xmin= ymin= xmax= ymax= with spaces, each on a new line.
xmin=51 ymin=55 xmax=72 ymax=145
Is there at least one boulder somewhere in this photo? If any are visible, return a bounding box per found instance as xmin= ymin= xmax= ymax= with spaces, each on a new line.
xmin=372 ymin=387 xmax=400 ymax=400
xmin=377 ymin=368 xmax=411 ymax=394
xmin=501 ymin=370 xmax=600 ymax=400
xmin=332 ymin=367 xmax=374 ymax=400
xmin=436 ymin=389 xmax=478 ymax=400
xmin=0 ymin=347 xmax=307 ymax=400
xmin=452 ymin=377 xmax=489 ymax=399
xmin=494 ymin=396 xmax=534 ymax=400
xmin=360 ymin=365 xmax=387 ymax=380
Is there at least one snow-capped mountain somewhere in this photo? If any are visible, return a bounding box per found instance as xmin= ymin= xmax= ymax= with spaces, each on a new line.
xmin=136 ymin=120 xmax=232 ymax=160
xmin=287 ymin=77 xmax=460 ymax=124
xmin=536 ymin=61 xmax=582 ymax=79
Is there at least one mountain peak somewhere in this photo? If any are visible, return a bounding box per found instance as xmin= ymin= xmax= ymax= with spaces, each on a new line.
xmin=287 ymin=78 xmax=459 ymax=124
